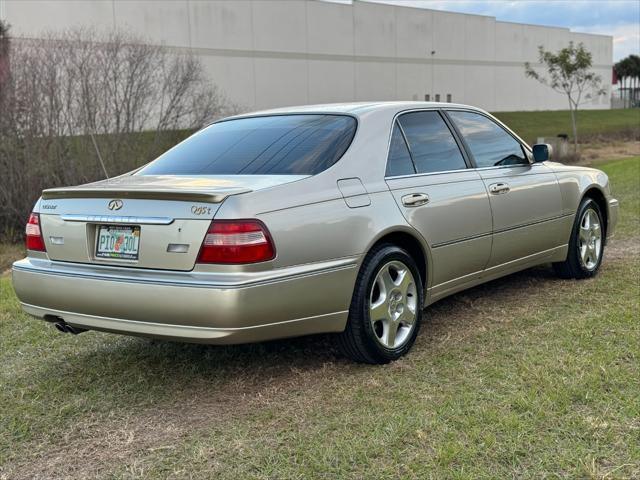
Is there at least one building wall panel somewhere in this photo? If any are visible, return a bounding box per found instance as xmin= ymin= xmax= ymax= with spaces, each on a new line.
xmin=354 ymin=2 xmax=396 ymax=58
xmin=252 ymin=0 xmax=307 ymax=54
xmin=433 ymin=64 xmax=464 ymax=104
xmin=253 ymin=57 xmax=308 ymax=109
xmin=432 ymin=11 xmax=466 ymax=61
xmin=493 ymin=66 xmax=522 ymax=112
xmin=396 ymin=63 xmax=428 ymax=101
xmin=113 ymin=1 xmax=191 ymax=47
xmin=522 ymin=25 xmax=550 ymax=62
xmin=395 ymin=6 xmax=432 ymax=60
xmin=308 ymin=59 xmax=355 ymax=104
xmin=189 ymin=1 xmax=253 ymax=51
xmin=464 ymin=65 xmax=495 ymax=111
xmin=464 ymin=15 xmax=495 ymax=62
xmin=5 ymin=0 xmax=114 ymax=35
xmin=306 ymin=1 xmax=354 ymax=56
xmin=200 ymin=55 xmax=256 ymax=111
xmin=495 ymin=22 xmax=525 ymax=63
xmin=355 ymin=61 xmax=396 ymax=101
xmin=2 ymin=0 xmax=613 ymax=112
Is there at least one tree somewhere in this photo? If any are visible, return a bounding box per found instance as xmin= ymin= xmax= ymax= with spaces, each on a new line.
xmin=525 ymin=42 xmax=606 ymax=153
xmin=615 ymin=57 xmax=631 ymax=108
xmin=615 ymin=54 xmax=640 ymax=108
xmin=0 ymin=20 xmax=10 ymax=99
xmin=0 ymin=28 xmax=237 ymax=239
xmin=633 ymin=54 xmax=640 ymax=106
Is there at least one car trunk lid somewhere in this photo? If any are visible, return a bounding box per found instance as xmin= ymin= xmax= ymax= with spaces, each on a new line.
xmin=38 ymin=174 xmax=306 ymax=271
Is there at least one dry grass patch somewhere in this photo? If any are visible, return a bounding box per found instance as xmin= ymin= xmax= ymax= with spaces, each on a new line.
xmin=580 ymin=140 xmax=640 ymax=165
xmin=0 ymin=243 xmax=24 ymax=274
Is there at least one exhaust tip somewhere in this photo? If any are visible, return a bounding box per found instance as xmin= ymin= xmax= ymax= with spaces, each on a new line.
xmin=50 ymin=317 xmax=88 ymax=335
xmin=54 ymin=322 xmax=68 ymax=333
xmin=66 ymin=324 xmax=87 ymax=335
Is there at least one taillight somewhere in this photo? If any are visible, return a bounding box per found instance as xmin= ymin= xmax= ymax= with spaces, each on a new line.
xmin=197 ymin=220 xmax=275 ymax=264
xmin=26 ymin=213 xmax=46 ymax=251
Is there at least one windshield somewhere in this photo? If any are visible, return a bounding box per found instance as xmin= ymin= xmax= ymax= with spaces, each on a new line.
xmin=138 ymin=114 xmax=357 ymax=176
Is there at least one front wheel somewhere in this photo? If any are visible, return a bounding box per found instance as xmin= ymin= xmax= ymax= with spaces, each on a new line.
xmin=337 ymin=244 xmax=424 ymax=364
xmin=553 ymin=198 xmax=605 ymax=279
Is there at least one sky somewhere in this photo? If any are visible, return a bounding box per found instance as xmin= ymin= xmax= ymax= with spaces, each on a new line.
xmin=362 ymin=0 xmax=640 ymax=61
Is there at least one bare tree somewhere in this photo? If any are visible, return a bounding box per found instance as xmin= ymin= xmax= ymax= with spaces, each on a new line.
xmin=0 ymin=20 xmax=10 ymax=98
xmin=0 ymin=28 xmax=236 ymax=239
xmin=525 ymin=42 xmax=606 ymax=153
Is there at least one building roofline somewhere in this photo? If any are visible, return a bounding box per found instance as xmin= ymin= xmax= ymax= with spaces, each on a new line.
xmin=316 ymin=0 xmax=614 ymax=41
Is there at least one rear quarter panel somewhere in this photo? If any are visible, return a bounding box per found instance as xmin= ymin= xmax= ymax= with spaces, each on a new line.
xmin=215 ymin=177 xmax=410 ymax=270
xmin=212 ymin=107 xmax=424 ymax=272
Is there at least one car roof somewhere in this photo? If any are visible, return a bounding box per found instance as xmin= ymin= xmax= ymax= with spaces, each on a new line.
xmin=225 ymin=101 xmax=486 ymax=119
xmin=217 ymin=101 xmax=530 ymax=152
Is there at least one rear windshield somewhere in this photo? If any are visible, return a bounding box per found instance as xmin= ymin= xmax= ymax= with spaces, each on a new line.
xmin=138 ymin=114 xmax=357 ymax=176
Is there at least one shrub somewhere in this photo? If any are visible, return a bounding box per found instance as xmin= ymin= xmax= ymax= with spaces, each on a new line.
xmin=0 ymin=26 xmax=235 ymax=240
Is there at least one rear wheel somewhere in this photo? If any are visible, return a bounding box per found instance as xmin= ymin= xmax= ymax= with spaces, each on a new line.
xmin=337 ymin=244 xmax=423 ymax=364
xmin=553 ymin=198 xmax=604 ymax=279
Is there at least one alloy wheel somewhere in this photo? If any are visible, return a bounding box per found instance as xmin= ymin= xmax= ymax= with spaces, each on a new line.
xmin=578 ymin=208 xmax=602 ymax=270
xmin=369 ymin=260 xmax=418 ymax=349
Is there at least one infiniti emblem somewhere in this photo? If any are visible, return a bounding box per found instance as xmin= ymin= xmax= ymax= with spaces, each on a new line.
xmin=108 ymin=199 xmax=123 ymax=211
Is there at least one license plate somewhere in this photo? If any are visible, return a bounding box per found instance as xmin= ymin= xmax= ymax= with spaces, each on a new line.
xmin=96 ymin=225 xmax=141 ymax=260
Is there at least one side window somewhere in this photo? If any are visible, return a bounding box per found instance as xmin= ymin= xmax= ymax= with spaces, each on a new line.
xmin=386 ymin=122 xmax=415 ymax=176
xmin=447 ymin=111 xmax=528 ymax=168
xmin=397 ymin=111 xmax=467 ymax=174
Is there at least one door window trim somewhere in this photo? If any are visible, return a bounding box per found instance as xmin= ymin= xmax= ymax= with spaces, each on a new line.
xmin=384 ymin=108 xmax=473 ymax=179
xmin=441 ymin=108 xmax=533 ymax=170
xmin=394 ymin=120 xmax=418 ymax=175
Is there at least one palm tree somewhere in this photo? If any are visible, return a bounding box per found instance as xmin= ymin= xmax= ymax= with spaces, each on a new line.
xmin=614 ymin=58 xmax=629 ymax=107
xmin=630 ymin=55 xmax=640 ymax=106
xmin=615 ymin=55 xmax=640 ymax=108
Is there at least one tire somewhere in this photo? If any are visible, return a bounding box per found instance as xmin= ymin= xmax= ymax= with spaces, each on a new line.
xmin=553 ymin=198 xmax=605 ymax=279
xmin=337 ymin=244 xmax=424 ymax=364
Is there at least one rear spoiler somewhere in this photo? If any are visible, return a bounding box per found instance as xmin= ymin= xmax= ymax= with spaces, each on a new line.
xmin=42 ymin=186 xmax=250 ymax=203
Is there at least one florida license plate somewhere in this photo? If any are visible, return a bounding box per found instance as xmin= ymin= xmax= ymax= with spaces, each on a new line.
xmin=96 ymin=225 xmax=141 ymax=260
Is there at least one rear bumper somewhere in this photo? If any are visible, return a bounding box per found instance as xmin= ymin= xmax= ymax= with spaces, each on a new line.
xmin=11 ymin=257 xmax=358 ymax=344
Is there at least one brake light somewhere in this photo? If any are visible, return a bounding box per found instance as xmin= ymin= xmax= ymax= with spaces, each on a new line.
xmin=26 ymin=213 xmax=46 ymax=251
xmin=197 ymin=220 xmax=275 ymax=264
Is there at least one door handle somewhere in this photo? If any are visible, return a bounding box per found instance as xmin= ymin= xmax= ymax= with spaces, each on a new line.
xmin=401 ymin=193 xmax=430 ymax=207
xmin=489 ymin=183 xmax=510 ymax=195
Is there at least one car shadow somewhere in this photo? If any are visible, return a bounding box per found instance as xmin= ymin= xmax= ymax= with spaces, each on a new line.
xmin=26 ymin=264 xmax=567 ymax=398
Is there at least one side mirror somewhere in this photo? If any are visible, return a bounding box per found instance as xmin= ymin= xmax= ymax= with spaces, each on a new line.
xmin=532 ymin=143 xmax=552 ymax=162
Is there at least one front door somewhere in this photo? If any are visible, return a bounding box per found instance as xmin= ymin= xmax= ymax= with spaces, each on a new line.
xmin=446 ymin=110 xmax=564 ymax=271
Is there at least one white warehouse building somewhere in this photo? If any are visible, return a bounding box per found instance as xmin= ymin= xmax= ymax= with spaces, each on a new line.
xmin=1 ymin=0 xmax=613 ymax=112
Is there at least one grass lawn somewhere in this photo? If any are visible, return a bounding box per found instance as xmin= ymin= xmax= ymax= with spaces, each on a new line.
xmin=0 ymin=243 xmax=24 ymax=273
xmin=1 ymin=157 xmax=639 ymax=479
xmin=493 ymin=109 xmax=640 ymax=145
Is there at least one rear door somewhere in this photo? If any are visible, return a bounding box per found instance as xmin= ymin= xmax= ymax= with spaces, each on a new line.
xmin=385 ymin=110 xmax=493 ymax=293
xmin=445 ymin=110 xmax=564 ymax=270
